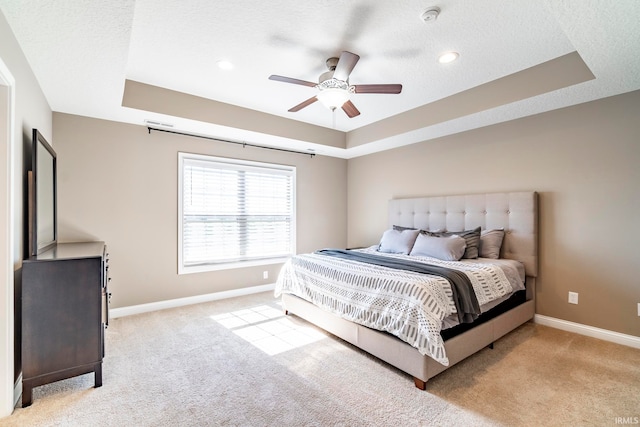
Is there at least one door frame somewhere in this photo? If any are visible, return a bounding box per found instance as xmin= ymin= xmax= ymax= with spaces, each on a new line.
xmin=0 ymin=55 xmax=16 ymax=417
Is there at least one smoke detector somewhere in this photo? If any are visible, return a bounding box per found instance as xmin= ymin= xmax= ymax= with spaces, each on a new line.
xmin=421 ymin=7 xmax=440 ymax=23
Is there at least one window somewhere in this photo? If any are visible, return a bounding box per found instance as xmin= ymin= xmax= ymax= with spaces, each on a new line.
xmin=178 ymin=153 xmax=296 ymax=274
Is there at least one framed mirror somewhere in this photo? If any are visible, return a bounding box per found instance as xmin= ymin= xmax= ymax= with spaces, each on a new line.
xmin=30 ymin=129 xmax=57 ymax=256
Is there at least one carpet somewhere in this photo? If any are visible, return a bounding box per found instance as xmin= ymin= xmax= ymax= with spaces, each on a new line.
xmin=4 ymin=291 xmax=639 ymax=426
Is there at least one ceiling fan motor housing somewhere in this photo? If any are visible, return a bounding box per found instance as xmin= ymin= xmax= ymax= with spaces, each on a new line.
xmin=319 ymin=57 xmax=340 ymax=84
xmin=325 ymin=57 xmax=339 ymax=70
xmin=319 ymin=70 xmax=335 ymax=84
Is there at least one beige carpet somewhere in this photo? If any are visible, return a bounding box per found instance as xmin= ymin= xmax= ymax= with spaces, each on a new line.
xmin=4 ymin=291 xmax=639 ymax=426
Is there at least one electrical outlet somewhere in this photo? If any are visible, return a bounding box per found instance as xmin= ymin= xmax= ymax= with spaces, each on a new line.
xmin=637 ymin=303 xmax=640 ymax=317
xmin=263 ymin=271 xmax=269 ymax=280
xmin=568 ymin=292 xmax=579 ymax=305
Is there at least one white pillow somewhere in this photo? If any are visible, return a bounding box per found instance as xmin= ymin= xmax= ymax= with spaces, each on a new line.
xmin=378 ymin=229 xmax=420 ymax=255
xmin=479 ymin=229 xmax=505 ymax=259
xmin=409 ymin=234 xmax=467 ymax=261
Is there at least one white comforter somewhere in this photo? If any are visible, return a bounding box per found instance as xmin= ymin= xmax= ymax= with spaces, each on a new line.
xmin=275 ymin=247 xmax=524 ymax=366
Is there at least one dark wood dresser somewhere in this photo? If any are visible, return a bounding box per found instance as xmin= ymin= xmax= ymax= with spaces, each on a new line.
xmin=21 ymin=241 xmax=109 ymax=407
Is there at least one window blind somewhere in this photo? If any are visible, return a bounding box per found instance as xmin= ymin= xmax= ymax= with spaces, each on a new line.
xmin=179 ymin=154 xmax=295 ymax=272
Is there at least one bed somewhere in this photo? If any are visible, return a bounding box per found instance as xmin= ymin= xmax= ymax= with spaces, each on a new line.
xmin=276 ymin=191 xmax=538 ymax=389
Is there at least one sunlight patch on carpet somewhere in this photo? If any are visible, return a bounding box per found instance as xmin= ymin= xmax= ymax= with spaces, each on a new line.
xmin=211 ymin=304 xmax=326 ymax=355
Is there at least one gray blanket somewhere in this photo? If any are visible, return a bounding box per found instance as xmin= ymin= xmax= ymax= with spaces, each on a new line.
xmin=315 ymin=249 xmax=481 ymax=323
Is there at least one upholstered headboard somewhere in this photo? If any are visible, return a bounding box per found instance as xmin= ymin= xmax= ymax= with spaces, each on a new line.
xmin=388 ymin=192 xmax=538 ymax=277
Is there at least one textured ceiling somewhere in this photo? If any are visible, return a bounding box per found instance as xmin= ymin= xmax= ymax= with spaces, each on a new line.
xmin=1 ymin=0 xmax=639 ymax=158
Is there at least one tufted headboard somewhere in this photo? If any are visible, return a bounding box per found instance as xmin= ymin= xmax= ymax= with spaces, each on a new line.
xmin=388 ymin=192 xmax=538 ymax=277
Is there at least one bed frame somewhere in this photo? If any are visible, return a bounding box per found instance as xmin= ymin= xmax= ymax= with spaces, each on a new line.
xmin=282 ymin=191 xmax=538 ymax=389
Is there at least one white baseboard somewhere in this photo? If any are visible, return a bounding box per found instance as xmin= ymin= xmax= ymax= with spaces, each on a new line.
xmin=110 ymin=283 xmax=276 ymax=319
xmin=13 ymin=374 xmax=21 ymax=409
xmin=534 ymin=314 xmax=640 ymax=349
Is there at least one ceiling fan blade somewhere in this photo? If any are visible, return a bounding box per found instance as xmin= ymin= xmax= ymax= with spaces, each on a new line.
xmin=269 ymin=75 xmax=317 ymax=88
xmin=333 ymin=51 xmax=360 ymax=81
xmin=341 ymin=100 xmax=360 ymax=118
xmin=288 ymin=96 xmax=318 ymax=112
xmin=353 ymin=84 xmax=403 ymax=94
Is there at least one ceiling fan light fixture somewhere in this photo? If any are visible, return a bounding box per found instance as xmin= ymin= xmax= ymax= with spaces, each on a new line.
xmin=316 ymin=77 xmax=353 ymax=110
xmin=438 ymin=51 xmax=459 ymax=64
xmin=317 ymin=88 xmax=351 ymax=110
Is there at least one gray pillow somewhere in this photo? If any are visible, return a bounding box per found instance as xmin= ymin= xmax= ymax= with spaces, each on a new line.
xmin=409 ymin=234 xmax=467 ymax=261
xmin=378 ymin=228 xmax=420 ymax=255
xmin=392 ymin=225 xmax=417 ymax=232
xmin=422 ymin=226 xmax=481 ymax=259
xmin=479 ymin=228 xmax=505 ymax=259
xmin=393 ymin=225 xmax=442 ymax=233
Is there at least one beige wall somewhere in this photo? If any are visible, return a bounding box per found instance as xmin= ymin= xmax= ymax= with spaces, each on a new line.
xmin=53 ymin=113 xmax=347 ymax=308
xmin=347 ymin=89 xmax=640 ymax=337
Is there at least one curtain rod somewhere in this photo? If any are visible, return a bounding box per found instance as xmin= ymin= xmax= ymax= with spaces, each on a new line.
xmin=147 ymin=127 xmax=315 ymax=158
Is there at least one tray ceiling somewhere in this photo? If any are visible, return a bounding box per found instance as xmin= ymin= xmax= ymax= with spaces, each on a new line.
xmin=1 ymin=0 xmax=638 ymax=158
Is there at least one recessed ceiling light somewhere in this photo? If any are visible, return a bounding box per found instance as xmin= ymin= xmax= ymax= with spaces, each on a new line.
xmin=216 ymin=60 xmax=234 ymax=70
xmin=438 ymin=51 xmax=459 ymax=64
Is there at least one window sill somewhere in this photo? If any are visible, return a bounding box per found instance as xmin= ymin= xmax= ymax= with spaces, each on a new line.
xmin=178 ymin=257 xmax=289 ymax=275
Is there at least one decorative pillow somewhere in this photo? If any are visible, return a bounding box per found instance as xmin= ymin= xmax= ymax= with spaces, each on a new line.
xmin=422 ymin=226 xmax=481 ymax=259
xmin=393 ymin=225 xmax=442 ymax=233
xmin=479 ymin=228 xmax=505 ymax=259
xmin=392 ymin=225 xmax=417 ymax=232
xmin=409 ymin=234 xmax=466 ymax=261
xmin=378 ymin=228 xmax=420 ymax=255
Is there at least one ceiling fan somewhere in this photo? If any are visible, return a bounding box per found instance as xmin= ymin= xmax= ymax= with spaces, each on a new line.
xmin=269 ymin=51 xmax=402 ymax=118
